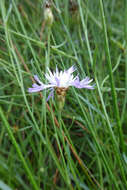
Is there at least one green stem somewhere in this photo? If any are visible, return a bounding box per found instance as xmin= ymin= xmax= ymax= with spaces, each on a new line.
xmin=47 ymin=28 xmax=51 ymax=69
xmin=99 ymin=0 xmax=125 ymax=152
xmin=121 ymin=0 xmax=127 ymax=125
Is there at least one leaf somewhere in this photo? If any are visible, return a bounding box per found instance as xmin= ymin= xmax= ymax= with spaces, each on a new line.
xmin=0 ymin=181 xmax=12 ymax=190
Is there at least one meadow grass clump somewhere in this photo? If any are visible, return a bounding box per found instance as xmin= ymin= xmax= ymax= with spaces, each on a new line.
xmin=0 ymin=0 xmax=127 ymax=189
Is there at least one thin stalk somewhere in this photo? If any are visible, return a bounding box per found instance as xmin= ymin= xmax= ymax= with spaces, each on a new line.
xmin=121 ymin=0 xmax=127 ymax=125
xmin=74 ymin=88 xmax=120 ymax=190
xmin=47 ymin=28 xmax=51 ymax=68
xmin=11 ymin=0 xmax=42 ymax=74
xmin=0 ymin=107 xmax=39 ymax=190
xmin=95 ymin=77 xmax=127 ymax=188
xmin=0 ymin=0 xmax=46 ymax=143
xmin=61 ymin=120 xmax=102 ymax=190
xmin=77 ymin=0 xmax=93 ymax=67
xmin=77 ymin=0 xmax=126 ymax=186
xmin=99 ymin=0 xmax=125 ymax=152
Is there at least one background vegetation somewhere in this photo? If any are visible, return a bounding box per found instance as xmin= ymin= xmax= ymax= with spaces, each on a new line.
xmin=0 ymin=0 xmax=127 ymax=189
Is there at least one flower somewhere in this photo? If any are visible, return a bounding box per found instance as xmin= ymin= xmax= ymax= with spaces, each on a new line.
xmin=28 ymin=66 xmax=94 ymax=101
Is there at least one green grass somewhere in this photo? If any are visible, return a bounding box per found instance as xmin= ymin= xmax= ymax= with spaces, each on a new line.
xmin=0 ymin=0 xmax=127 ymax=189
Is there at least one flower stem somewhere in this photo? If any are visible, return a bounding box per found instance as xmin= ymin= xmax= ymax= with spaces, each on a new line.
xmin=47 ymin=28 xmax=51 ymax=69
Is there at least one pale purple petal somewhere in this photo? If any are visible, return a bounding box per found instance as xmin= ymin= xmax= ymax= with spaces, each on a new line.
xmin=28 ymin=75 xmax=45 ymax=93
xmin=80 ymin=78 xmax=93 ymax=85
xmin=71 ymin=76 xmax=79 ymax=86
xmin=72 ymin=76 xmax=95 ymax=89
xmin=32 ymin=84 xmax=40 ymax=88
xmin=28 ymin=75 xmax=55 ymax=93
xmin=55 ymin=76 xmax=60 ymax=86
xmin=66 ymin=65 xmax=76 ymax=74
xmin=46 ymin=88 xmax=54 ymax=101
xmin=34 ymin=75 xmax=43 ymax=85
xmin=82 ymin=85 xmax=95 ymax=89
xmin=28 ymin=85 xmax=44 ymax=93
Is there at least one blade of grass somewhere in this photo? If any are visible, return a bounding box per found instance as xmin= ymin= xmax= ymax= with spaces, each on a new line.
xmin=121 ymin=0 xmax=127 ymax=125
xmin=0 ymin=107 xmax=39 ymax=190
xmin=77 ymin=0 xmax=127 ymax=187
xmin=99 ymin=0 xmax=125 ymax=152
